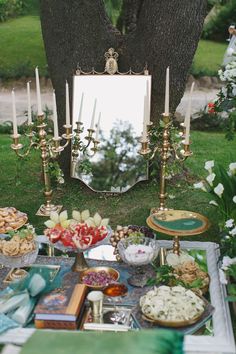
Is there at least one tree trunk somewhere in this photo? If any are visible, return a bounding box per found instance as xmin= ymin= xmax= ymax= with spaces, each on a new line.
xmin=39 ymin=0 xmax=207 ymax=175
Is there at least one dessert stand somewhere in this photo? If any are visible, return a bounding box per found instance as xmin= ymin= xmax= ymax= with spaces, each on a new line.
xmin=146 ymin=210 xmax=210 ymax=255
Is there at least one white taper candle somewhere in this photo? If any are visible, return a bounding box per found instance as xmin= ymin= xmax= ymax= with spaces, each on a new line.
xmin=164 ymin=67 xmax=169 ymax=116
xmin=78 ymin=93 xmax=84 ymax=123
xmin=65 ymin=81 xmax=70 ymax=126
xmin=35 ymin=67 xmax=43 ymax=116
xmin=95 ymin=112 xmax=101 ymax=141
xmin=90 ymin=98 xmax=97 ymax=130
xmin=146 ymin=80 xmax=151 ymax=125
xmin=12 ymin=89 xmax=18 ymax=137
xmin=142 ymin=95 xmax=148 ymax=141
xmin=53 ymin=91 xmax=59 ymax=139
xmin=27 ymin=81 xmax=32 ymax=125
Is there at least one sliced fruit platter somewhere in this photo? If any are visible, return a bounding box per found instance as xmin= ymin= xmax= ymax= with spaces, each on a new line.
xmin=44 ymin=209 xmax=110 ymax=252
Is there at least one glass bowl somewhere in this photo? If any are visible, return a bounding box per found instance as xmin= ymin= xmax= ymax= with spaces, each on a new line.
xmin=0 ymin=242 xmax=39 ymax=268
xmin=117 ymin=236 xmax=160 ymax=266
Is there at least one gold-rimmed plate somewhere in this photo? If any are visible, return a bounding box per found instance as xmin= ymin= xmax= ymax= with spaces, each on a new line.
xmin=147 ymin=210 xmax=210 ymax=236
xmin=140 ymin=296 xmax=213 ymax=328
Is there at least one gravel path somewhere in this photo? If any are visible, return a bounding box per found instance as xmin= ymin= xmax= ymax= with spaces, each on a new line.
xmin=0 ymin=87 xmax=219 ymax=124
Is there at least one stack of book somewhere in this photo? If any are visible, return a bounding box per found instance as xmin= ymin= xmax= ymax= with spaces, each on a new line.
xmin=34 ymin=284 xmax=87 ymax=330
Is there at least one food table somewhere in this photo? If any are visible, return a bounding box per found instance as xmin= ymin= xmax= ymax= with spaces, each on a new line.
xmin=0 ymin=240 xmax=235 ymax=354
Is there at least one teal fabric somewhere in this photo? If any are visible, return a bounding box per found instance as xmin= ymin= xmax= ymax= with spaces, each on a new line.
xmin=21 ymin=329 xmax=184 ymax=354
xmin=0 ymin=314 xmax=18 ymax=334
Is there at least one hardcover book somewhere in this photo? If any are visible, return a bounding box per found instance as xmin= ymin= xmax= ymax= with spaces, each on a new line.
xmin=34 ymin=283 xmax=87 ymax=324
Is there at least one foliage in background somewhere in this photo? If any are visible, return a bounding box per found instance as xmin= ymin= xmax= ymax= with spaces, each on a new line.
xmin=0 ymin=16 xmax=47 ymax=80
xmin=214 ymin=60 xmax=236 ymax=139
xmin=81 ymin=121 xmax=146 ymax=191
xmin=219 ymin=256 xmax=236 ymax=302
xmin=191 ymin=104 xmax=230 ymax=132
xmin=103 ymin=0 xmax=122 ymax=26
xmin=0 ymin=0 xmax=25 ymax=22
xmin=203 ymin=0 xmax=236 ymax=42
xmin=194 ymin=161 xmax=236 ymax=224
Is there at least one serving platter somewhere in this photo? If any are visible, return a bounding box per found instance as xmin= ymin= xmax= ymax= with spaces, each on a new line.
xmin=140 ymin=298 xmax=213 ymax=328
xmin=0 ymin=207 xmax=28 ymax=234
xmin=147 ymin=210 xmax=210 ymax=236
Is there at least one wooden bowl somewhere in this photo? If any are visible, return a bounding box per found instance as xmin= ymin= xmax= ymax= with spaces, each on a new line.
xmin=80 ymin=266 xmax=120 ymax=290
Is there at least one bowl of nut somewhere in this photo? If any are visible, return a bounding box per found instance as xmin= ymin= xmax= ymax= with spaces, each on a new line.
xmin=0 ymin=225 xmax=38 ymax=268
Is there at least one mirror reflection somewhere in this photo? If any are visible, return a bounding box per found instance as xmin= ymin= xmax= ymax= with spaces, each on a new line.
xmin=71 ymin=75 xmax=152 ymax=193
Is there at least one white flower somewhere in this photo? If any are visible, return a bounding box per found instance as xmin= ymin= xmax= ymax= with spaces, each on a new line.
xmin=214 ymin=183 xmax=224 ymax=197
xmin=219 ymin=269 xmax=228 ymax=285
xmin=193 ymin=181 xmax=207 ymax=192
xmin=58 ymin=177 xmax=65 ymax=184
xmin=206 ymin=173 xmax=216 ymax=186
xmin=229 ymin=227 xmax=236 ymax=236
xmin=229 ymin=162 xmax=236 ymax=175
xmin=204 ymin=160 xmax=214 ymax=172
xmin=221 ymin=86 xmax=227 ymax=97
xmin=209 ymin=200 xmax=218 ymax=206
xmin=225 ymin=219 xmax=234 ymax=228
xmin=222 ymin=256 xmax=236 ymax=270
xmin=168 ymin=194 xmax=176 ymax=200
xmin=233 ymin=196 xmax=236 ymax=203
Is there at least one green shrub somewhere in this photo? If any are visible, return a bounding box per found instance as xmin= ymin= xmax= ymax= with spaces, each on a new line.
xmin=203 ymin=0 xmax=236 ymax=42
xmin=0 ymin=0 xmax=25 ymax=22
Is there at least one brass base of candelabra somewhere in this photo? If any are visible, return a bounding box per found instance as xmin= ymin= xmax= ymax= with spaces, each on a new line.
xmin=36 ymin=204 xmax=63 ymax=217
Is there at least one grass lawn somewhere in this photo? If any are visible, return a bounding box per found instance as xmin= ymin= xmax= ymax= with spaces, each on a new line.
xmin=0 ymin=16 xmax=47 ymax=78
xmin=192 ymin=39 xmax=227 ymax=76
xmin=0 ymin=130 xmax=236 ymax=243
xmin=0 ymin=15 xmax=228 ymax=79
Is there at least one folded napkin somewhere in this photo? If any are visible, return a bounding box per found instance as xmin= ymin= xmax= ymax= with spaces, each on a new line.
xmin=21 ymin=329 xmax=183 ymax=354
xmin=0 ymin=314 xmax=18 ymax=334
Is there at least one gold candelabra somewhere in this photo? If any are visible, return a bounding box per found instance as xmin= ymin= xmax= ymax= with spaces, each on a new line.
xmin=139 ymin=114 xmax=192 ymax=212
xmin=11 ymin=114 xmax=73 ymax=216
xmin=71 ymin=121 xmax=100 ymax=174
xmin=11 ymin=115 xmax=100 ymax=216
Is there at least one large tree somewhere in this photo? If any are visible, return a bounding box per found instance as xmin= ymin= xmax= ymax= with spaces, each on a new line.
xmin=39 ymin=0 xmax=207 ymax=174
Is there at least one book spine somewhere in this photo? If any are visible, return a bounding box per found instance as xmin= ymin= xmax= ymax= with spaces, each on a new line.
xmin=35 ymin=319 xmax=78 ymax=330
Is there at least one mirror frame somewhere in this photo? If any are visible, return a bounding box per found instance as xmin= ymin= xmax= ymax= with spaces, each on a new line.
xmin=71 ymin=48 xmax=151 ymax=193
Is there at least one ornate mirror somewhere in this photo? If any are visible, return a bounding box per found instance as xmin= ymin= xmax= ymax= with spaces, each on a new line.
xmin=71 ymin=49 xmax=152 ymax=193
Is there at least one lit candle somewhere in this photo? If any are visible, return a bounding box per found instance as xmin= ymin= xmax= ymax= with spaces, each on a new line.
xmin=27 ymin=81 xmax=32 ymax=125
xmin=95 ymin=112 xmax=101 ymax=141
xmin=142 ymin=95 xmax=148 ymax=141
xmin=78 ymin=92 xmax=84 ymax=123
xmin=146 ymin=80 xmax=151 ymax=124
xmin=53 ymin=91 xmax=59 ymax=139
xmin=35 ymin=67 xmax=43 ymax=116
xmin=65 ymin=81 xmax=70 ymax=127
xmin=12 ymin=89 xmax=18 ymax=137
xmin=164 ymin=66 xmax=169 ymax=116
xmin=90 ymin=98 xmax=97 ymax=130
xmin=184 ymin=82 xmax=195 ymax=145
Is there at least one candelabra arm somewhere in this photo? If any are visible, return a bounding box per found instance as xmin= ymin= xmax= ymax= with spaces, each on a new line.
xmin=11 ymin=133 xmax=38 ymax=158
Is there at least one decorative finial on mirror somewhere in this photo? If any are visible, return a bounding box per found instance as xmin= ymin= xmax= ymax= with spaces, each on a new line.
xmin=104 ymin=48 xmax=119 ymax=75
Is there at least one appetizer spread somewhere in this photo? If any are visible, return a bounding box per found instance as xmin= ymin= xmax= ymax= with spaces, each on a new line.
xmin=0 ymin=207 xmax=27 ymax=234
xmin=140 ymin=285 xmax=205 ymax=322
xmin=0 ymin=229 xmax=36 ymax=256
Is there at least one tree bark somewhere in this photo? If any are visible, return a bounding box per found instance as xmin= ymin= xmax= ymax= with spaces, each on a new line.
xmin=39 ymin=0 xmax=207 ymax=175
